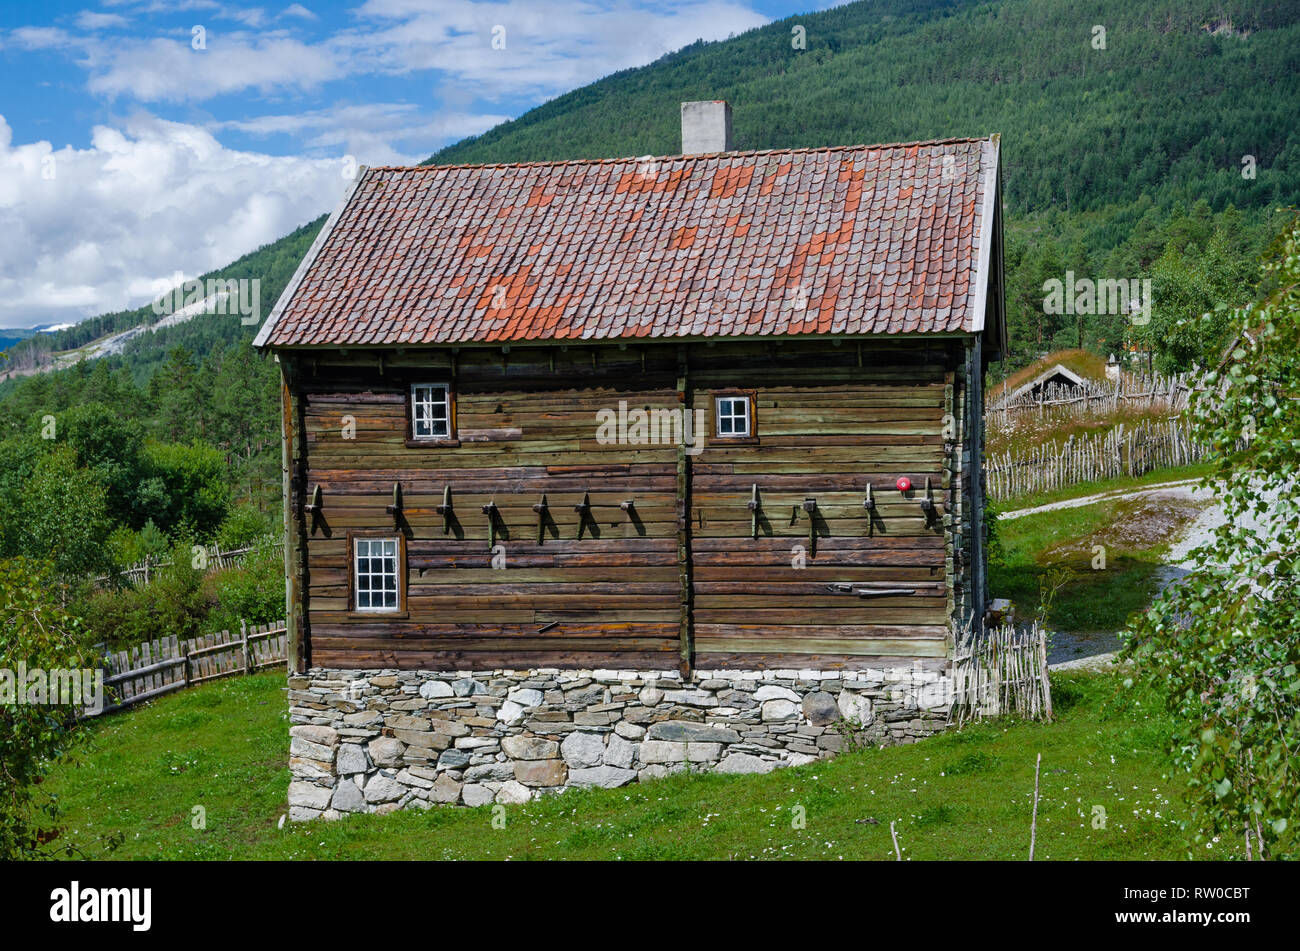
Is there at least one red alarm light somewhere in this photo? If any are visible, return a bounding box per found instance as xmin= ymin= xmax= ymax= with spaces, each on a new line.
xmin=895 ymin=477 xmax=912 ymax=492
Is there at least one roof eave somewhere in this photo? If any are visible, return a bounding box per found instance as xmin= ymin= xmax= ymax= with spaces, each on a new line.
xmin=966 ymin=134 xmax=1006 ymax=360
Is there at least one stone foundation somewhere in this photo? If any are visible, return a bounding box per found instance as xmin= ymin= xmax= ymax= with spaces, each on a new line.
xmin=287 ymin=665 xmax=953 ymax=820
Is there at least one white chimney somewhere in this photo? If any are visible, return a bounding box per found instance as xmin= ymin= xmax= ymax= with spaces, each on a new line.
xmin=681 ymin=101 xmax=733 ymax=154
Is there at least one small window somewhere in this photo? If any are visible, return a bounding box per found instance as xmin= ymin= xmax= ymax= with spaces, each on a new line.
xmin=411 ymin=383 xmax=451 ymax=439
xmin=354 ymin=537 xmax=399 ymax=612
xmin=715 ymin=394 xmax=751 ymax=437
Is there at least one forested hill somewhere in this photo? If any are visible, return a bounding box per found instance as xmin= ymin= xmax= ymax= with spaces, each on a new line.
xmin=4 ymin=0 xmax=1299 ymax=385
xmin=427 ymin=0 xmax=1298 ymax=220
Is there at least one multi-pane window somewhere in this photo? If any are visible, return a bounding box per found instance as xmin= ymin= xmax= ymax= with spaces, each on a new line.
xmin=715 ymin=395 xmax=751 ymax=437
xmin=411 ymin=383 xmax=451 ymax=439
xmin=354 ymin=538 xmax=399 ymax=611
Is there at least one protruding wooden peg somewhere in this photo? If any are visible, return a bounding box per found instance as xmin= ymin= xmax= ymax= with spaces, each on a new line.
xmin=921 ymin=477 xmax=934 ymax=513
xmin=435 ymin=485 xmax=453 ymax=535
xmin=802 ymin=496 xmax=818 ymax=548
xmin=747 ymin=484 xmax=761 ymax=539
xmin=533 ymin=494 xmax=549 ymax=545
xmin=304 ymin=484 xmax=323 ymax=536
xmin=863 ymin=482 xmax=875 ymax=511
xmin=482 ymin=501 xmax=498 ymax=550
xmin=385 ymin=483 xmax=403 ymax=525
xmin=620 ymin=499 xmax=635 ymax=513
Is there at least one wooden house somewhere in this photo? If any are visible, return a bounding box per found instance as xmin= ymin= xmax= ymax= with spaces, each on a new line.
xmin=256 ymin=102 xmax=1005 ymax=682
xmin=262 ymin=103 xmax=1005 ymax=814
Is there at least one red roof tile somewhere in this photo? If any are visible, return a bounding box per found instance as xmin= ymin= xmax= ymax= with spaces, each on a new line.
xmin=257 ymin=137 xmax=1000 ymax=348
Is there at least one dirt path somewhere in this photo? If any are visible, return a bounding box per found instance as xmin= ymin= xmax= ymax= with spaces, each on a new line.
xmin=1000 ymin=477 xmax=1202 ymax=521
xmin=1005 ymin=478 xmax=1226 ymax=669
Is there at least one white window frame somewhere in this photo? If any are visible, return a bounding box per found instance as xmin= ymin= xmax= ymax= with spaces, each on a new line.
xmin=715 ymin=394 xmax=751 ymax=438
xmin=411 ymin=382 xmax=451 ymax=440
xmin=353 ymin=537 xmax=400 ymax=612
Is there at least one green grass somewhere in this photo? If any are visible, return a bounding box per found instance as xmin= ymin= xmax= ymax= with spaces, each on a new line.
xmin=40 ymin=669 xmax=1234 ymax=861
xmin=989 ymin=487 xmax=1208 ymax=633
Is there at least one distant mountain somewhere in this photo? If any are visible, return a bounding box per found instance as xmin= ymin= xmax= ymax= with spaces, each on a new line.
xmin=0 ymin=328 xmax=37 ymax=352
xmin=6 ymin=0 xmax=1297 ymax=385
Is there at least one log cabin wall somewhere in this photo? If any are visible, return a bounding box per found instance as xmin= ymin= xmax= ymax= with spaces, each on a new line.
xmin=287 ymin=336 xmax=967 ymax=674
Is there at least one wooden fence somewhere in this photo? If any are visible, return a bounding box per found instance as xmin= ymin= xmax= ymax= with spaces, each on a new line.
xmin=985 ymin=417 xmax=1205 ymax=501
xmin=87 ymin=620 xmax=287 ymax=717
xmin=98 ymin=537 xmax=284 ymax=587
xmin=986 ymin=371 xmax=1193 ymax=431
xmin=950 ymin=622 xmax=1053 ymax=725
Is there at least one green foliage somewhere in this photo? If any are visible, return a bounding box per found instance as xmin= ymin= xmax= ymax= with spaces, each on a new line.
xmin=55 ymin=403 xmax=147 ymax=526
xmin=75 ymin=540 xmax=284 ymax=649
xmin=1124 ymin=217 xmax=1300 ymax=859
xmin=106 ymin=520 xmax=171 ymax=570
xmin=2 ymin=447 xmax=113 ymax=583
xmin=75 ymin=543 xmax=211 ymax=649
xmin=137 ymin=441 xmax=231 ymax=541
xmin=0 ymin=558 xmax=90 ymax=859
xmin=201 ymin=545 xmax=286 ymax=636
xmin=983 ymin=499 xmax=1004 ymax=570
xmin=215 ymin=503 xmax=276 ymax=551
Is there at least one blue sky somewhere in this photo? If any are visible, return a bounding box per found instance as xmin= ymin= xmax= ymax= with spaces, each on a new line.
xmin=0 ymin=0 xmax=831 ymax=329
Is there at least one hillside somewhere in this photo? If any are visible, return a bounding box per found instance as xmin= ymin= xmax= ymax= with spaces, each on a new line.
xmin=4 ymin=0 xmax=1297 ymax=391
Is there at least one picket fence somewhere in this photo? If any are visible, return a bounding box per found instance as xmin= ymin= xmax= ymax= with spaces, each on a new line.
xmin=985 ymin=417 xmax=1204 ymax=502
xmin=88 ymin=620 xmax=287 ymax=717
xmin=986 ymin=370 xmax=1193 ymax=431
xmin=950 ymin=622 xmax=1053 ymax=725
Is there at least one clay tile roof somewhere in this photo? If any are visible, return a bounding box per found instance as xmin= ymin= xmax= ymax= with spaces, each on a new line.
xmin=255 ymin=136 xmax=1001 ymax=349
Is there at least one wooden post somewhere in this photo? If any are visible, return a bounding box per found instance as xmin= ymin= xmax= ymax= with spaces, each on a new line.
xmin=241 ymin=619 xmax=250 ymax=674
xmin=676 ymin=347 xmax=694 ymax=680
xmin=1029 ymin=752 xmax=1042 ymax=860
xmin=281 ymin=360 xmax=309 ymax=674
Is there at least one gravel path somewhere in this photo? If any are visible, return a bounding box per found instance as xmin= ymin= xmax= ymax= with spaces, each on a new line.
xmin=1020 ymin=480 xmax=1225 ymax=669
xmin=1000 ymin=478 xmax=1202 ymax=521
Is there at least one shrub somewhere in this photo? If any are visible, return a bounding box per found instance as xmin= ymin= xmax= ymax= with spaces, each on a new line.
xmin=202 ymin=544 xmax=286 ymax=635
xmin=1124 ymin=218 xmax=1300 ymax=860
xmin=75 ymin=543 xmax=213 ymax=650
xmin=0 ymin=558 xmax=90 ymax=858
xmin=215 ymin=503 xmax=276 ymax=551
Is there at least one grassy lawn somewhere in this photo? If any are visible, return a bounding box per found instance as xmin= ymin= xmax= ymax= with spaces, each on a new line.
xmin=41 ymin=669 xmax=1233 ymax=861
xmin=989 ymin=487 xmax=1208 ymax=634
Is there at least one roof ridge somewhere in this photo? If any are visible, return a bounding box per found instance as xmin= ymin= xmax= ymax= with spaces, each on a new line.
xmin=367 ymin=135 xmax=996 ymax=174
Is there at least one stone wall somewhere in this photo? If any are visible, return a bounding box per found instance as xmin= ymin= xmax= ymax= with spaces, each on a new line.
xmin=287 ymin=665 xmax=953 ymax=821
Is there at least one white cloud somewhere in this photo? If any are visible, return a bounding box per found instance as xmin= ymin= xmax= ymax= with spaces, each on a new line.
xmin=282 ymin=3 xmax=317 ymax=20
xmin=207 ymin=102 xmax=508 ymax=166
xmin=0 ymin=114 xmax=349 ymax=328
xmin=86 ymin=32 xmax=345 ymax=101
xmin=74 ymin=11 xmax=131 ymax=31
xmin=69 ymin=1 xmax=766 ymax=104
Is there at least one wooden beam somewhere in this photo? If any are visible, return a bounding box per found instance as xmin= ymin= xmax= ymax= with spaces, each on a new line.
xmin=281 ymin=359 xmax=309 ymax=673
xmin=676 ymin=347 xmax=694 ymax=678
